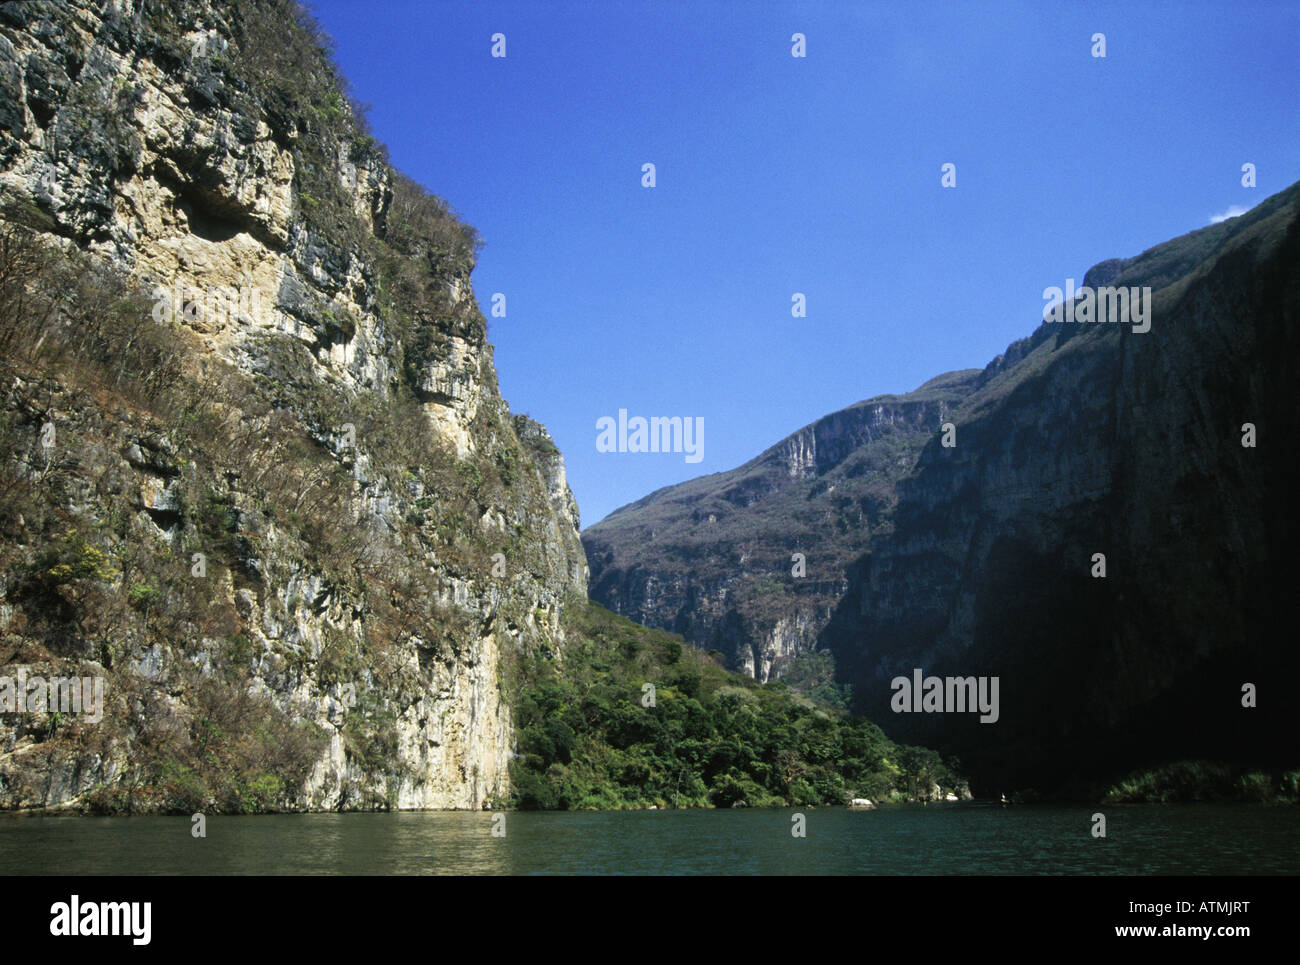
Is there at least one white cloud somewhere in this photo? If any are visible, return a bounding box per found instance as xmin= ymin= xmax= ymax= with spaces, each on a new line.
xmin=1209 ymin=203 xmax=1252 ymax=225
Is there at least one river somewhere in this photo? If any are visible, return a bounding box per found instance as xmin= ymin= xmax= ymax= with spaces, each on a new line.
xmin=3 ymin=803 xmax=1297 ymax=875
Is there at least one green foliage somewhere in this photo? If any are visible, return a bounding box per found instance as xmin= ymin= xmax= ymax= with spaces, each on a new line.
xmin=235 ymin=773 xmax=285 ymax=813
xmin=36 ymin=530 xmax=118 ymax=584
xmin=455 ymin=460 xmax=483 ymax=492
xmin=341 ymin=690 xmax=399 ymax=781
xmin=495 ymin=446 xmax=519 ymax=486
xmin=383 ymin=170 xmax=482 ymax=268
xmin=1104 ymin=760 xmax=1300 ymax=804
xmin=126 ymin=582 xmax=161 ymax=610
xmin=507 ymin=600 xmax=963 ymax=810
xmin=780 ymin=650 xmax=852 ymax=712
xmin=226 ymin=633 xmax=255 ymax=665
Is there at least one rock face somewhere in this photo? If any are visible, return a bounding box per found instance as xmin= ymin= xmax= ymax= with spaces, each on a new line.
xmin=587 ymin=181 xmax=1300 ymax=794
xmin=832 ymin=183 xmax=1300 ymax=794
xmin=0 ymin=0 xmax=586 ymax=811
xmin=584 ymin=371 xmax=977 ymax=685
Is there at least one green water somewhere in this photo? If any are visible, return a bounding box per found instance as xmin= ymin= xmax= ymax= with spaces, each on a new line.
xmin=2 ymin=804 xmax=1297 ymax=875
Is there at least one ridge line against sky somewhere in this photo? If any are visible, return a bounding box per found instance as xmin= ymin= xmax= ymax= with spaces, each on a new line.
xmin=306 ymin=0 xmax=1300 ymax=526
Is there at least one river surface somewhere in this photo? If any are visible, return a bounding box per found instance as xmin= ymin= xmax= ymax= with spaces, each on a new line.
xmin=3 ymin=804 xmax=1297 ymax=875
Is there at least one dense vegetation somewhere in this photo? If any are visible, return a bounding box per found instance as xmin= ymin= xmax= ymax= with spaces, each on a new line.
xmin=1103 ymin=761 xmax=1300 ymax=805
xmin=506 ymin=599 xmax=964 ymax=810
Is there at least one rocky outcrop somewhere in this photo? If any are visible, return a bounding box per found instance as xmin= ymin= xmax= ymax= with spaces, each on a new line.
xmin=0 ymin=0 xmax=586 ymax=811
xmin=513 ymin=413 xmax=585 ymax=587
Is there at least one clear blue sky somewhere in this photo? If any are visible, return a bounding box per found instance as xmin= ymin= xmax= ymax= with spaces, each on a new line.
xmin=306 ymin=0 xmax=1300 ymax=526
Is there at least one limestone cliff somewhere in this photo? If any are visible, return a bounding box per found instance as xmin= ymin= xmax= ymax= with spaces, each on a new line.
xmin=0 ymin=0 xmax=585 ymax=811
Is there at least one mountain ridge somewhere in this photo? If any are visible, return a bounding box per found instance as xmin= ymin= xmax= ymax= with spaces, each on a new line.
xmin=585 ymin=179 xmax=1300 ymax=793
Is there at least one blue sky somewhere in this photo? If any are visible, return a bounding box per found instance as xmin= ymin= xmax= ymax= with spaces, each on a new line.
xmin=306 ymin=0 xmax=1299 ymax=526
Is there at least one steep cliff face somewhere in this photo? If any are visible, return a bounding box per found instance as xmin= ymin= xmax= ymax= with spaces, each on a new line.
xmin=831 ymin=182 xmax=1300 ymax=793
xmin=585 ymin=181 xmax=1300 ymax=794
xmin=583 ymin=371 xmax=977 ymax=685
xmin=0 ymin=0 xmax=586 ymax=811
